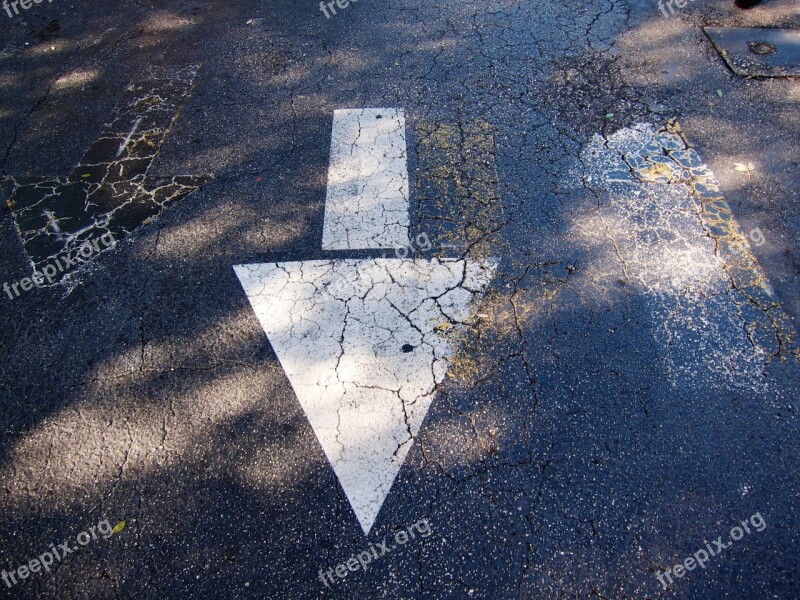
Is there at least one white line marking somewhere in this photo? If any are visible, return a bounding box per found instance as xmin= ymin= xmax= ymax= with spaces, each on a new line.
xmin=321 ymin=108 xmax=410 ymax=250
xmin=116 ymin=116 xmax=143 ymax=157
xmin=234 ymin=258 xmax=496 ymax=534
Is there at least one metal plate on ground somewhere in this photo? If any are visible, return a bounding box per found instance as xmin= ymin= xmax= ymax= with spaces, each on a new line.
xmin=705 ymin=27 xmax=800 ymax=78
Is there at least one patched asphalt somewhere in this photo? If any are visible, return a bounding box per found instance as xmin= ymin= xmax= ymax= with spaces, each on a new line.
xmin=0 ymin=1 xmax=799 ymax=599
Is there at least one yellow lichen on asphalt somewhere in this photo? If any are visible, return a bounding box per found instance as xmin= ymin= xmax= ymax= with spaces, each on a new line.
xmin=416 ymin=119 xmax=504 ymax=260
xmin=414 ymin=119 xmax=514 ymax=384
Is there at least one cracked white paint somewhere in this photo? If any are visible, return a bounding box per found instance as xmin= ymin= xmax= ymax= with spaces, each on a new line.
xmin=321 ymin=108 xmax=410 ymax=250
xmin=234 ymin=258 xmax=496 ymax=533
xmin=574 ymin=124 xmax=773 ymax=392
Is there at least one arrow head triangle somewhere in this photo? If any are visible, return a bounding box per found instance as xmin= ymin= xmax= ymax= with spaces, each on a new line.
xmin=234 ymin=257 xmax=496 ymax=534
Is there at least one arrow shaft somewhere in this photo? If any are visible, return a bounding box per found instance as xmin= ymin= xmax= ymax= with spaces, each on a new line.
xmin=322 ymin=108 xmax=410 ymax=251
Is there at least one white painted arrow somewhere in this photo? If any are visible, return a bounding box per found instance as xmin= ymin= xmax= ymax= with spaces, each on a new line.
xmin=235 ymin=109 xmax=496 ymax=534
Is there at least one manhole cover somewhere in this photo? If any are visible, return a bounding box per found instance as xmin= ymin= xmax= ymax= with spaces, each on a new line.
xmin=705 ymin=27 xmax=800 ymax=78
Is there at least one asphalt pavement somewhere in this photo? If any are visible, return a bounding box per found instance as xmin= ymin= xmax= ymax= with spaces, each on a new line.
xmin=0 ymin=0 xmax=799 ymax=598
